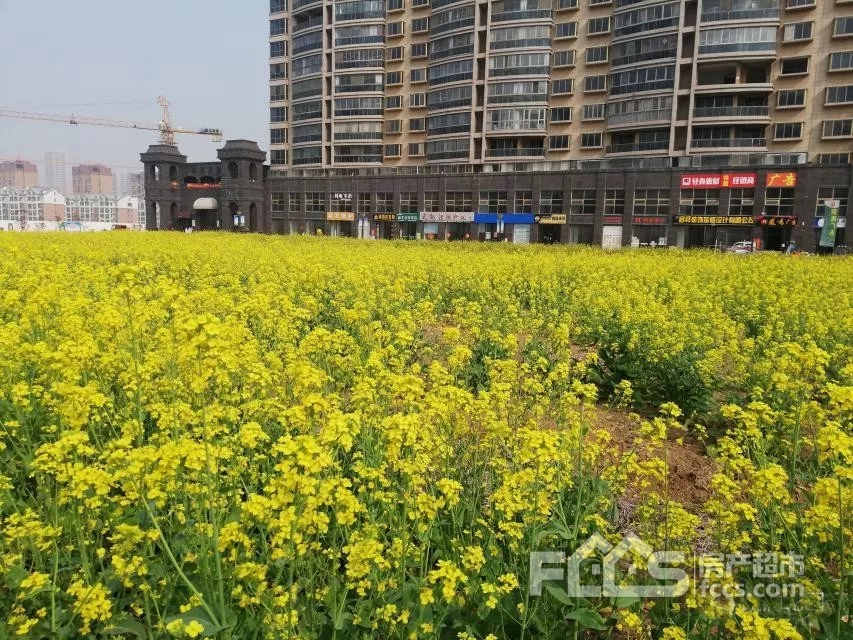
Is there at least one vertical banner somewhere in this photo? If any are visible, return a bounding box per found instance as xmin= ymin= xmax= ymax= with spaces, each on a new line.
xmin=819 ymin=200 xmax=840 ymax=248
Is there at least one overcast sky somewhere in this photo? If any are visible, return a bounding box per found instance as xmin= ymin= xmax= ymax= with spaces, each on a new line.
xmin=0 ymin=0 xmax=268 ymax=179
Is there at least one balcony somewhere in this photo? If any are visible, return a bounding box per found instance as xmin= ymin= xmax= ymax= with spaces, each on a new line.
xmin=293 ymin=0 xmax=322 ymax=12
xmin=611 ymin=49 xmax=677 ymax=69
xmin=693 ymin=106 xmax=770 ymax=120
xmin=430 ymin=18 xmax=475 ymax=36
xmin=485 ymin=147 xmax=545 ymax=158
xmin=490 ymin=66 xmax=550 ymax=77
xmin=700 ymin=9 xmax=779 ymax=23
xmin=607 ymin=108 xmax=671 ymax=128
xmin=426 ymin=150 xmax=470 ymax=161
xmin=698 ymin=43 xmax=777 ymax=57
xmin=492 ymin=9 xmax=552 ymax=22
xmin=606 ymin=140 xmax=669 ymax=154
xmin=691 ymin=137 xmax=767 ymax=149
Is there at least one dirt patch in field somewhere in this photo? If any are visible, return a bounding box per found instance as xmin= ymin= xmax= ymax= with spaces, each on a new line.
xmin=589 ymin=406 xmax=717 ymax=508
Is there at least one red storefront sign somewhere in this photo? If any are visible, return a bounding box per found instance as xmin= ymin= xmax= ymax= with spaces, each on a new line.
xmin=632 ymin=216 xmax=667 ymax=225
xmin=602 ymin=216 xmax=623 ymax=225
xmin=766 ymin=172 xmax=798 ymax=188
xmin=680 ymin=173 xmax=757 ymax=189
xmin=757 ymin=215 xmax=798 ymax=227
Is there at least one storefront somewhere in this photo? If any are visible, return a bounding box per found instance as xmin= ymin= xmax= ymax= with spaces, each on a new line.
xmin=326 ymin=211 xmax=355 ymax=237
xmin=601 ymin=215 xmax=623 ymax=250
xmin=631 ymin=215 xmax=668 ymax=248
xmin=397 ymin=212 xmax=420 ymax=240
xmin=420 ymin=212 xmax=474 ymax=240
xmin=373 ymin=213 xmax=397 ymax=240
xmin=473 ymin=213 xmax=535 ymax=243
xmin=757 ymin=215 xmax=797 ymax=252
xmin=677 ymin=172 xmax=759 ymax=249
xmin=672 ymin=215 xmax=755 ymax=249
xmin=535 ymin=214 xmax=566 ymax=244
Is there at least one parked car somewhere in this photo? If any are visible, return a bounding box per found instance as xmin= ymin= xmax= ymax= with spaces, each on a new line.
xmin=727 ymin=241 xmax=754 ymax=254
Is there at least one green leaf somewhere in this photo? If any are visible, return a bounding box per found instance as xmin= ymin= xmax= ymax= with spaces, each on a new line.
xmin=612 ymin=595 xmax=641 ymax=610
xmin=164 ymin=608 xmax=227 ymax=638
xmin=565 ymin=608 xmax=609 ymax=631
xmin=104 ymin=617 xmax=148 ymax=639
xmin=545 ymin=583 xmax=573 ymax=606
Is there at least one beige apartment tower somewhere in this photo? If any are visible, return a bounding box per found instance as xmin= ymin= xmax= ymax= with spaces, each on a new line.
xmin=0 ymin=160 xmax=39 ymax=188
xmin=269 ymin=0 xmax=853 ymax=173
xmin=72 ymin=164 xmax=115 ymax=195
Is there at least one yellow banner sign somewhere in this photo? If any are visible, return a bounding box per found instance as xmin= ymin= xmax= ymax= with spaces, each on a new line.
xmin=535 ymin=214 xmax=567 ymax=225
xmin=326 ymin=212 xmax=355 ymax=222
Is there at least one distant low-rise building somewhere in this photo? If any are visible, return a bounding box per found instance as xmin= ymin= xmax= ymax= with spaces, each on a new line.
xmin=0 ymin=187 xmax=144 ymax=231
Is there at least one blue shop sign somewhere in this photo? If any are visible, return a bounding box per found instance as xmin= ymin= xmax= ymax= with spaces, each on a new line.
xmin=473 ymin=213 xmax=536 ymax=224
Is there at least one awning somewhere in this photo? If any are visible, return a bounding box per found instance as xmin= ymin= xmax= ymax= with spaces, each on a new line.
xmin=193 ymin=197 xmax=219 ymax=210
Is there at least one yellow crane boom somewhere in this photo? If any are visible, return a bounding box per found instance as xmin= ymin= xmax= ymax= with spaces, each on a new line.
xmin=0 ymin=96 xmax=222 ymax=146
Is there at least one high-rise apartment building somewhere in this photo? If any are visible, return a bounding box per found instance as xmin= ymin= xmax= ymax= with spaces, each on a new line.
xmin=269 ymin=0 xmax=853 ymax=173
xmin=0 ymin=160 xmax=39 ymax=188
xmin=72 ymin=164 xmax=115 ymax=195
xmin=45 ymin=152 xmax=67 ymax=193
xmin=119 ymin=172 xmax=145 ymax=199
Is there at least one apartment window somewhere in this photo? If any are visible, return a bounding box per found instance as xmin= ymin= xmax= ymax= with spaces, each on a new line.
xmin=552 ymin=79 xmax=574 ymax=95
xmin=271 ymin=193 xmax=287 ymax=216
xmin=822 ymin=119 xmax=853 ymax=139
xmin=489 ymin=80 xmax=548 ymax=103
xmin=774 ymin=122 xmax=803 ymax=140
xmin=582 ymin=104 xmax=606 ymax=121
xmin=270 ymin=150 xmax=287 ymax=165
xmin=833 ymin=17 xmax=853 ymax=37
xmin=293 ymin=123 xmax=322 ymax=143
xmin=728 ymin=189 xmax=755 ymax=217
xmin=386 ymin=71 xmax=403 ymax=85
xmin=428 ymin=85 xmax=472 ymax=110
xmin=584 ymin=75 xmax=607 ymax=93
xmin=292 ymin=101 xmax=321 ymax=121
xmin=293 ymin=54 xmax=322 ymax=78
xmin=270 ymin=41 xmax=287 ymax=58
xmin=388 ymin=46 xmax=404 ymax=61
xmin=270 ymin=85 xmax=287 ymax=102
xmin=385 ymin=95 xmax=403 ymax=110
xmin=409 ymin=92 xmax=427 ymax=107
xmin=428 ymin=59 xmax=474 ymax=85
xmin=780 ymin=57 xmax=809 ymax=76
xmin=570 ymin=190 xmax=596 ymax=215
xmin=400 ymin=192 xmax=418 ymax=213
xmin=447 ymin=191 xmax=472 ymax=212
xmin=819 ymin=154 xmax=850 ymax=165
xmin=515 ymin=191 xmax=533 ymax=213
xmin=428 ymin=111 xmax=471 ymax=135
xmin=288 ymin=193 xmax=302 ymax=214
xmin=763 ymin=188 xmax=795 ymax=216
xmin=413 ymin=17 xmax=429 ymax=32
xmin=610 ymin=65 xmax=675 ymax=96
xmin=817 ymin=187 xmax=848 ymax=218
xmin=581 ymin=132 xmax=603 ymax=148
xmin=409 ymin=117 xmax=426 ymax=131
xmin=605 ymin=190 xmax=625 ymax=216
xmin=489 ymin=107 xmax=546 ymax=131
xmin=550 ymin=107 xmax=572 ymax=122
xmin=490 ymin=52 xmax=549 ymax=77
xmin=586 ymin=46 xmax=609 ymax=64
xmin=589 ymin=0 xmax=611 ymax=5
xmin=354 ymin=194 xmax=371 ymax=216
xmin=830 ymin=51 xmax=853 ymax=72
xmin=408 ymin=143 xmax=425 ymax=156
xmin=553 ymin=50 xmax=576 ymax=67
xmin=270 ymin=63 xmax=287 ymax=80
xmin=826 ymin=85 xmax=853 ymax=105
xmin=387 ymin=21 xmax=404 ymax=37
xmin=698 ymin=26 xmax=776 ymax=54
xmin=336 ymin=49 xmax=385 ymax=69
xmin=588 ymin=17 xmax=611 ymax=35
xmin=540 ymin=191 xmax=564 ymax=215
xmin=424 ymin=191 xmax=440 ymax=212
xmin=783 ymin=22 xmax=812 ymax=42
xmin=270 ymin=107 xmax=288 ymax=123
xmin=558 ymin=0 xmax=579 ymax=8
xmin=555 ymin=22 xmax=578 ymax=39
xmin=412 ymin=43 xmax=428 ymax=58
xmin=384 ymin=144 xmax=402 ymax=157
xmin=680 ymin=190 xmax=720 ymax=217
xmin=777 ymin=89 xmax=806 ymax=108
xmin=479 ymin=191 xmax=508 ymax=214
xmin=330 ymin=193 xmax=354 ymax=213
xmin=270 ymin=128 xmax=287 ymax=144
xmin=335 ymin=97 xmax=383 ymax=116
xmin=270 ymin=18 xmax=287 ymax=36
xmin=305 ymin=192 xmax=325 ymax=215
xmin=634 ymin=189 xmax=669 ymax=216
xmin=549 ymin=135 xmax=570 ymax=150
xmin=271 ymin=0 xmax=287 ymax=11
xmin=412 ymin=0 xmax=429 ymax=6
xmin=387 ymin=0 xmax=403 ymax=9
xmin=372 ymin=193 xmax=392 ymax=214
xmin=411 ymin=68 xmax=427 ymax=83
xmin=784 ymin=0 xmax=814 ymax=7
xmin=385 ymin=119 xmax=402 ymax=134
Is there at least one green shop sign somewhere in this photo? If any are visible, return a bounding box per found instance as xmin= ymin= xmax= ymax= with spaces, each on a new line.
xmin=819 ymin=200 xmax=840 ymax=248
xmin=397 ymin=213 xmax=420 ymax=223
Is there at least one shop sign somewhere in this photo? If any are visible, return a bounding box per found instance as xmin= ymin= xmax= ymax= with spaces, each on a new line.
xmin=816 ymin=217 xmax=847 ymax=229
xmin=535 ymin=214 xmax=567 ymax=224
xmin=373 ymin=213 xmax=397 ymax=222
xmin=673 ymin=215 xmax=754 ymax=225
xmin=421 ymin=211 xmax=475 ymax=223
xmin=757 ymin=216 xmax=797 ymax=227
xmin=326 ymin=211 xmax=355 ymax=221
xmin=680 ymin=173 xmax=757 ymax=189
xmin=602 ymin=216 xmax=623 ymax=225
xmin=186 ymin=183 xmax=222 ymax=190
xmin=819 ymin=200 xmax=840 ymax=248
xmin=766 ymin=172 xmax=797 ymax=188
xmin=474 ymin=213 xmax=536 ymax=224
xmin=397 ymin=212 xmax=420 ymax=223
xmin=632 ymin=216 xmax=667 ymax=225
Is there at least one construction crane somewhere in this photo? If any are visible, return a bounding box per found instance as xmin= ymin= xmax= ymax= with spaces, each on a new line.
xmin=0 ymin=96 xmax=222 ymax=146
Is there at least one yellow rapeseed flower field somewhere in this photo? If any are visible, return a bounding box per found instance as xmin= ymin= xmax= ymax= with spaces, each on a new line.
xmin=0 ymin=233 xmax=850 ymax=639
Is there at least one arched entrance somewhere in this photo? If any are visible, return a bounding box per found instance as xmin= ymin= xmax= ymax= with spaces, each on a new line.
xmin=193 ymin=198 xmax=219 ymax=230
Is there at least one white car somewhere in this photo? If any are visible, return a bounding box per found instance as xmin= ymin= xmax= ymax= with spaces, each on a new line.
xmin=727 ymin=241 xmax=754 ymax=254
